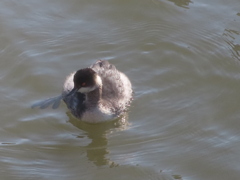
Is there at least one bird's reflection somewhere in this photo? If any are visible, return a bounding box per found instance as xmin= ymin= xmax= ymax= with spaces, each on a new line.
xmin=67 ymin=112 xmax=129 ymax=167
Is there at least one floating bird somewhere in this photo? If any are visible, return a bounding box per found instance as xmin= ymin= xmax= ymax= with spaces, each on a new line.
xmin=32 ymin=60 xmax=133 ymax=123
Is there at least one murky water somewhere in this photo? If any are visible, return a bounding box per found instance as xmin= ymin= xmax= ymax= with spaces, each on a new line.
xmin=0 ymin=0 xmax=240 ymax=180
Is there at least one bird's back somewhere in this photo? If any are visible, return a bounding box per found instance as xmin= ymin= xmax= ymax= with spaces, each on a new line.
xmin=90 ymin=60 xmax=132 ymax=110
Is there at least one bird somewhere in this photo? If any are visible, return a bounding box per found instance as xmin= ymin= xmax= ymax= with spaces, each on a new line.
xmin=32 ymin=60 xmax=133 ymax=123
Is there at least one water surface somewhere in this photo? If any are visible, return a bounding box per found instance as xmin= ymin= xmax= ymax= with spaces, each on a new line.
xmin=0 ymin=0 xmax=240 ymax=180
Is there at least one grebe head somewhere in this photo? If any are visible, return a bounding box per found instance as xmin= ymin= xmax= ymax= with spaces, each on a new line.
xmin=67 ymin=68 xmax=102 ymax=96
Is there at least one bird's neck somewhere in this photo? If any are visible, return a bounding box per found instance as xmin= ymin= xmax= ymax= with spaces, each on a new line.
xmin=85 ymin=86 xmax=102 ymax=108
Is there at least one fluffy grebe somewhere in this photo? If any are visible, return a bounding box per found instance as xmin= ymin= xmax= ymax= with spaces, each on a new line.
xmin=32 ymin=60 xmax=133 ymax=123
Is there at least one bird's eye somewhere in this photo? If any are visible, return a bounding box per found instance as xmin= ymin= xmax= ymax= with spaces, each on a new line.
xmin=81 ymin=82 xmax=86 ymax=86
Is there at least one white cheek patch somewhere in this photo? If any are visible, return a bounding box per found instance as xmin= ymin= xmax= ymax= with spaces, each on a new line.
xmin=78 ymin=86 xmax=96 ymax=93
xmin=78 ymin=75 xmax=102 ymax=93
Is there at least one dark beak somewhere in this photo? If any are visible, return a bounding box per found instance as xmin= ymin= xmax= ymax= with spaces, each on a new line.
xmin=66 ymin=87 xmax=78 ymax=97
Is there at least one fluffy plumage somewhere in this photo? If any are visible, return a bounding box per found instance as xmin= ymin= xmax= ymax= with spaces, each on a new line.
xmin=62 ymin=60 xmax=133 ymax=123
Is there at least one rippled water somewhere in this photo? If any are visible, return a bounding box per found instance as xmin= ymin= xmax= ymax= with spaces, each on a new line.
xmin=0 ymin=0 xmax=240 ymax=180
